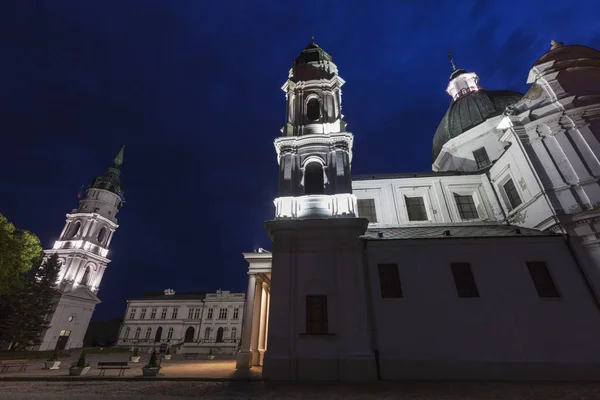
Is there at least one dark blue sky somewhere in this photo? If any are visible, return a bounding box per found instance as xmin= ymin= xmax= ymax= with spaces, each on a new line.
xmin=1 ymin=1 xmax=599 ymax=320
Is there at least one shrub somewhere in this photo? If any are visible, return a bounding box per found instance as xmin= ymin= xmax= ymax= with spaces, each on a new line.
xmin=145 ymin=350 xmax=159 ymax=368
xmin=71 ymin=350 xmax=88 ymax=368
xmin=47 ymin=346 xmax=60 ymax=361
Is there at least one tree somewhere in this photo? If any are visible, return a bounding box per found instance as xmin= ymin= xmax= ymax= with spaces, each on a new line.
xmin=0 ymin=213 xmax=43 ymax=296
xmin=0 ymin=253 xmax=61 ymax=350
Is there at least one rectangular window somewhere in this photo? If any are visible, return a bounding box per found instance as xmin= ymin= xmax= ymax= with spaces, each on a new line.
xmin=218 ymin=308 xmax=228 ymax=320
xmin=377 ymin=264 xmax=403 ymax=298
xmin=357 ymin=199 xmax=377 ymax=223
xmin=233 ymin=308 xmax=239 ymax=319
xmin=194 ymin=308 xmax=201 ymax=319
xmin=128 ymin=308 xmax=136 ymax=319
xmin=473 ymin=147 xmax=491 ymax=169
xmin=188 ymin=308 xmax=194 ymax=319
xmin=150 ymin=308 xmax=157 ymax=319
xmin=503 ymin=179 xmax=522 ymax=209
xmin=140 ymin=309 xmax=146 ymax=319
xmin=526 ymin=262 xmax=560 ymax=298
xmin=171 ymin=308 xmax=178 ymax=319
xmin=207 ymin=308 xmax=213 ymax=320
xmin=160 ymin=308 xmax=167 ymax=319
xmin=306 ymin=295 xmax=328 ymax=335
xmin=405 ymin=196 xmax=428 ymax=221
xmin=454 ymin=194 xmax=479 ymax=220
xmin=450 ymin=262 xmax=480 ymax=298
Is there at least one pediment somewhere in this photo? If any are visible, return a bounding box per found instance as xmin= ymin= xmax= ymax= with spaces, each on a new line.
xmin=62 ymin=286 xmax=102 ymax=304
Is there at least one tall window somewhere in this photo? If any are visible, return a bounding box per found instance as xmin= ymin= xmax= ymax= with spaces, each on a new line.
xmin=377 ymin=264 xmax=403 ymax=298
xmin=233 ymin=308 xmax=239 ymax=319
xmin=454 ymin=194 xmax=479 ymax=220
xmin=80 ymin=267 xmax=91 ymax=286
xmin=306 ymin=98 xmax=320 ymax=121
xmin=150 ymin=308 xmax=157 ymax=319
xmin=304 ymin=163 xmax=324 ymax=195
xmin=306 ymin=295 xmax=328 ymax=335
xmin=97 ymin=227 xmax=107 ymax=243
xmin=405 ymin=196 xmax=428 ymax=221
xmin=154 ymin=327 xmax=163 ymax=342
xmin=160 ymin=308 xmax=167 ymax=319
xmin=128 ymin=308 xmax=136 ymax=319
xmin=204 ymin=327 xmax=211 ymax=339
xmin=218 ymin=308 xmax=228 ymax=320
xmin=230 ymin=327 xmax=237 ymax=339
xmin=503 ymin=179 xmax=522 ymax=209
xmin=67 ymin=220 xmax=81 ymax=238
xmin=171 ymin=309 xmax=178 ymax=319
xmin=145 ymin=327 xmax=152 ymax=340
xmin=140 ymin=309 xmax=146 ymax=319
xmin=473 ymin=147 xmax=491 ymax=169
xmin=526 ymin=262 xmax=560 ymax=298
xmin=194 ymin=308 xmax=201 ymax=319
xmin=167 ymin=328 xmax=174 ymax=340
xmin=357 ymin=199 xmax=377 ymax=223
xmin=134 ymin=327 xmax=141 ymax=339
xmin=450 ymin=262 xmax=479 ymax=298
xmin=188 ymin=308 xmax=194 ymax=319
xmin=207 ymin=309 xmax=213 ymax=320
xmin=123 ymin=327 xmax=130 ymax=339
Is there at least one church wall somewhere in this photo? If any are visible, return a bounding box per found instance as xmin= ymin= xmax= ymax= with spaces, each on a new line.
xmin=365 ymin=236 xmax=600 ymax=380
xmin=38 ymin=296 xmax=95 ymax=351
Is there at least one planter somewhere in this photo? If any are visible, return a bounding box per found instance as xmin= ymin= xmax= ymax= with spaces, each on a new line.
xmin=164 ymin=355 xmax=172 ymax=360
xmin=69 ymin=366 xmax=91 ymax=376
xmin=206 ymin=355 xmax=215 ymax=360
xmin=45 ymin=361 xmax=61 ymax=370
xmin=142 ymin=367 xmax=161 ymax=377
xmin=129 ymin=356 xmax=140 ymax=363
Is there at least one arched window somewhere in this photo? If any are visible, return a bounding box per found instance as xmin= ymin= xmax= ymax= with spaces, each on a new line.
xmin=134 ymin=327 xmax=141 ymax=339
xmin=230 ymin=327 xmax=237 ymax=339
xmin=307 ymin=98 xmax=320 ymax=121
xmin=185 ymin=327 xmax=195 ymax=342
xmin=167 ymin=328 xmax=174 ymax=340
xmin=304 ymin=162 xmax=325 ymax=195
xmin=204 ymin=327 xmax=211 ymax=339
xmin=145 ymin=327 xmax=152 ymax=340
xmin=123 ymin=327 xmax=130 ymax=339
xmin=154 ymin=326 xmax=163 ymax=342
xmin=67 ymin=221 xmax=81 ymax=239
xmin=216 ymin=327 xmax=224 ymax=343
xmin=97 ymin=227 xmax=107 ymax=243
xmin=80 ymin=267 xmax=91 ymax=286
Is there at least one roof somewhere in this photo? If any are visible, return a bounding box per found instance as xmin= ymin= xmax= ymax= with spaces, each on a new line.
xmin=432 ymin=89 xmax=523 ymax=161
xmin=129 ymin=292 xmax=207 ymax=301
xmin=90 ymin=146 xmax=125 ymax=196
xmin=533 ymin=44 xmax=600 ymax=66
xmin=353 ymin=169 xmax=487 ymax=181
xmin=362 ymin=224 xmax=558 ymax=241
xmin=295 ymin=41 xmax=333 ymax=65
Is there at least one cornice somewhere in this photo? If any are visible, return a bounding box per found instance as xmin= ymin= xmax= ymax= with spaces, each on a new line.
xmin=66 ymin=212 xmax=119 ymax=229
xmin=274 ymin=133 xmax=354 ymax=156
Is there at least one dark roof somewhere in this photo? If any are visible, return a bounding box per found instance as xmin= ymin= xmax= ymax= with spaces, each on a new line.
xmin=432 ymin=89 xmax=523 ymax=161
xmin=295 ymin=41 xmax=333 ymax=65
xmin=533 ymin=44 xmax=600 ymax=66
xmin=353 ymin=170 xmax=487 ymax=181
xmin=130 ymin=292 xmax=207 ymax=301
xmin=363 ymin=224 xmax=557 ymax=241
xmin=90 ymin=146 xmax=125 ymax=196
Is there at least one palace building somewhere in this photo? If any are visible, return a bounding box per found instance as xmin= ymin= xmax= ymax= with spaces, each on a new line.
xmin=235 ymin=40 xmax=600 ymax=381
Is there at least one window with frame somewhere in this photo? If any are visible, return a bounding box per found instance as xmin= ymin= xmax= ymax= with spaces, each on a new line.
xmin=473 ymin=147 xmax=491 ymax=169
xmin=150 ymin=308 xmax=157 ymax=319
xmin=218 ymin=308 xmax=228 ymax=320
xmin=145 ymin=327 xmax=152 ymax=340
xmin=526 ymin=261 xmax=560 ymax=298
xmin=188 ymin=308 xmax=194 ymax=319
xmin=123 ymin=327 xmax=130 ymax=339
xmin=503 ymin=179 xmax=522 ymax=210
xmin=306 ymin=295 xmax=328 ymax=335
xmin=377 ymin=264 xmax=403 ymax=298
xmin=167 ymin=328 xmax=174 ymax=340
xmin=140 ymin=308 xmax=146 ymax=319
xmin=160 ymin=308 xmax=167 ymax=319
xmin=450 ymin=262 xmax=480 ymax=298
xmin=128 ymin=308 xmax=136 ymax=319
xmin=304 ymin=162 xmax=325 ymax=195
xmin=194 ymin=308 xmax=201 ymax=319
xmin=171 ymin=308 xmax=178 ymax=319
xmin=204 ymin=327 xmax=211 ymax=339
xmin=233 ymin=308 xmax=239 ymax=319
xmin=134 ymin=327 xmax=141 ymax=339
xmin=405 ymin=196 xmax=428 ymax=221
xmin=454 ymin=194 xmax=479 ymax=220
xmin=357 ymin=199 xmax=377 ymax=223
xmin=230 ymin=327 xmax=237 ymax=339
xmin=207 ymin=308 xmax=213 ymax=319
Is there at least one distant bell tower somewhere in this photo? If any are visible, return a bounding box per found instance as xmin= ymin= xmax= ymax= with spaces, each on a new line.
xmin=274 ymin=38 xmax=357 ymax=219
xmin=37 ymin=146 xmax=126 ymax=351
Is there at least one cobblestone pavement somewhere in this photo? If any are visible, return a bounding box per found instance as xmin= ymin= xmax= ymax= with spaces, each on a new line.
xmin=2 ymin=381 xmax=600 ymax=399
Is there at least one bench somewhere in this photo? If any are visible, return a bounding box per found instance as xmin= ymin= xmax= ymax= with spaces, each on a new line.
xmin=97 ymin=361 xmax=130 ymax=377
xmin=0 ymin=359 xmax=31 ymax=373
xmin=183 ymin=353 xmax=198 ymax=360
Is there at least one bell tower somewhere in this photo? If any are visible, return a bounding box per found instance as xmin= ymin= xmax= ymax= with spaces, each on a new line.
xmin=37 ymin=146 xmax=126 ymax=351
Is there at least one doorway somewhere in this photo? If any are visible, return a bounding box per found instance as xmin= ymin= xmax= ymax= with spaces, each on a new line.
xmin=56 ymin=330 xmax=71 ymax=350
xmin=154 ymin=326 xmax=163 ymax=343
xmin=216 ymin=327 xmax=224 ymax=343
xmin=184 ymin=327 xmax=195 ymax=343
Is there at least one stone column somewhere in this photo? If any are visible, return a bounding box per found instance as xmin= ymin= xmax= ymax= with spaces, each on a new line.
xmin=235 ymin=273 xmax=257 ymax=369
xmin=250 ymin=277 xmax=263 ymax=366
xmin=257 ymin=282 xmax=268 ymax=365
xmin=264 ymin=288 xmax=270 ymax=352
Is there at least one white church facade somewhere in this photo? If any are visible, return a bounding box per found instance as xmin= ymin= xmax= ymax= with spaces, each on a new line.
xmin=236 ymin=40 xmax=600 ymax=381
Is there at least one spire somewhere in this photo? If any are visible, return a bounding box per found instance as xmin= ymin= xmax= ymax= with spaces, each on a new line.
xmin=113 ymin=145 xmax=125 ymax=167
xmin=448 ymin=51 xmax=457 ymax=71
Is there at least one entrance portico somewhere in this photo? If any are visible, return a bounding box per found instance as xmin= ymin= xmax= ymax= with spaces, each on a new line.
xmin=236 ymin=249 xmax=272 ymax=369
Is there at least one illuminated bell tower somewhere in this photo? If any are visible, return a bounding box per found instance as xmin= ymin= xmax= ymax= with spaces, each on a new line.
xmin=37 ymin=146 xmax=126 ymax=351
xmin=274 ymin=38 xmax=357 ymax=219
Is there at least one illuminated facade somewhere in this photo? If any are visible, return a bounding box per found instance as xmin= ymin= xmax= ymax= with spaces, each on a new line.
xmin=237 ymin=40 xmax=600 ymax=381
xmin=36 ymin=147 xmax=126 ymax=351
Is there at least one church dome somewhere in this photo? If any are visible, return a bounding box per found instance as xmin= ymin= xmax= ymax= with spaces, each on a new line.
xmin=533 ymin=43 xmax=600 ymax=66
xmin=295 ymin=41 xmax=333 ymax=65
xmin=432 ymin=89 xmax=523 ymax=161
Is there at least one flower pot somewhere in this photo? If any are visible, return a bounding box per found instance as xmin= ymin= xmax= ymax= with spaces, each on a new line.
xmin=164 ymin=355 xmax=171 ymax=360
xmin=45 ymin=361 xmax=61 ymax=370
xmin=69 ymin=366 xmax=91 ymax=376
xmin=142 ymin=367 xmax=161 ymax=377
xmin=129 ymin=356 xmax=140 ymax=363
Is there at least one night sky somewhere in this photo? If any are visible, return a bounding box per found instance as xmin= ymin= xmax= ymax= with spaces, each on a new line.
xmin=1 ymin=1 xmax=599 ymax=320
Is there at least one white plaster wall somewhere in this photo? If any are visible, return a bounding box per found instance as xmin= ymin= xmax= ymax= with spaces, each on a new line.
xmin=38 ymin=296 xmax=95 ymax=351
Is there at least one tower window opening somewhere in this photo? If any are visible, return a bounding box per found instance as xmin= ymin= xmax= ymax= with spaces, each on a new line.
xmin=97 ymin=227 xmax=107 ymax=243
xmin=307 ymin=98 xmax=320 ymax=122
xmin=304 ymin=162 xmax=325 ymax=195
xmin=67 ymin=221 xmax=81 ymax=239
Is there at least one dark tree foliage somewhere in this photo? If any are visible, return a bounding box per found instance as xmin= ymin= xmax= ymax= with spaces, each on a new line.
xmin=0 ymin=253 xmax=61 ymax=350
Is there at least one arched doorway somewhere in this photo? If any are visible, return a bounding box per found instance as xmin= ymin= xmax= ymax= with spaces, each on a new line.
xmin=154 ymin=326 xmax=163 ymax=343
xmin=304 ymin=162 xmax=324 ymax=194
xmin=184 ymin=327 xmax=195 ymax=342
xmin=216 ymin=327 xmax=224 ymax=343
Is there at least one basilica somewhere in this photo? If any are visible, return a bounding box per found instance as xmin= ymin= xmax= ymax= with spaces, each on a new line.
xmin=235 ymin=40 xmax=600 ymax=381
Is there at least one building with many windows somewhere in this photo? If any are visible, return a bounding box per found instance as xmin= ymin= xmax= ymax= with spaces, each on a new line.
xmin=235 ymin=40 xmax=600 ymax=381
xmin=117 ymin=289 xmax=244 ymax=355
